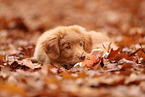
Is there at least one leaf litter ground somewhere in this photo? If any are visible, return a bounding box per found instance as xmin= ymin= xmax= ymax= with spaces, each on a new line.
xmin=0 ymin=0 xmax=145 ymax=97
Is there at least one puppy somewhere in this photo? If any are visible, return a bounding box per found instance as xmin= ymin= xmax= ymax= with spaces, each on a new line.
xmin=33 ymin=25 xmax=117 ymax=68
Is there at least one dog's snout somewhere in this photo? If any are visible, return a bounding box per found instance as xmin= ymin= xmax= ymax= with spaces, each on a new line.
xmin=78 ymin=54 xmax=85 ymax=61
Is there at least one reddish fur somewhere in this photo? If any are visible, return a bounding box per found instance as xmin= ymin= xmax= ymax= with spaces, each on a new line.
xmin=33 ymin=25 xmax=117 ymax=67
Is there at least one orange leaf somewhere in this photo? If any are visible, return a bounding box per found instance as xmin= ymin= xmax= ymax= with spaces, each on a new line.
xmin=107 ymin=47 xmax=136 ymax=62
xmin=120 ymin=64 xmax=133 ymax=76
xmin=0 ymin=54 xmax=5 ymax=66
xmin=137 ymin=48 xmax=145 ymax=62
xmin=107 ymin=47 xmax=122 ymax=60
xmin=82 ymin=54 xmax=99 ymax=68
xmin=122 ymin=64 xmax=133 ymax=69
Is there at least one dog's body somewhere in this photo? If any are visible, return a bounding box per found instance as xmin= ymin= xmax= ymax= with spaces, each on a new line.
xmin=33 ymin=25 xmax=117 ymax=67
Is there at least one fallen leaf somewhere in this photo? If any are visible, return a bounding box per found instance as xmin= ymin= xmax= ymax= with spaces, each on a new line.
xmin=107 ymin=47 xmax=122 ymax=61
xmin=18 ymin=45 xmax=35 ymax=59
xmin=119 ymin=64 xmax=133 ymax=76
xmin=82 ymin=54 xmax=98 ymax=67
xmin=22 ymin=59 xmax=41 ymax=69
xmin=137 ymin=48 xmax=145 ymax=63
xmin=107 ymin=47 xmax=140 ymax=62
xmin=0 ymin=54 xmax=5 ymax=66
xmin=10 ymin=61 xmax=21 ymax=71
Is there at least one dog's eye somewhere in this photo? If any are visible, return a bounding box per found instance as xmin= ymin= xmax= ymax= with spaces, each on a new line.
xmin=66 ymin=46 xmax=71 ymax=49
xmin=80 ymin=43 xmax=83 ymax=47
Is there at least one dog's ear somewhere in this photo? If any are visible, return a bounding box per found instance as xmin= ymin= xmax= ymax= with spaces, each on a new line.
xmin=83 ymin=34 xmax=93 ymax=53
xmin=42 ymin=35 xmax=60 ymax=60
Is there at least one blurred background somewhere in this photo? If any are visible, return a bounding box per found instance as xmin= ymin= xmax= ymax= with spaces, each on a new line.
xmin=0 ymin=0 xmax=145 ymax=53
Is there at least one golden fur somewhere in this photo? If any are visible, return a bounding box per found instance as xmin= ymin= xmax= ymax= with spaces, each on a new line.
xmin=33 ymin=25 xmax=117 ymax=67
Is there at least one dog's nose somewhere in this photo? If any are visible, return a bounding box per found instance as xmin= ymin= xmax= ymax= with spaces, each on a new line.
xmin=78 ymin=54 xmax=85 ymax=61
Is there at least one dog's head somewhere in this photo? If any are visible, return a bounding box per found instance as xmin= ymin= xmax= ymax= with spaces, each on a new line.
xmin=42 ymin=25 xmax=92 ymax=67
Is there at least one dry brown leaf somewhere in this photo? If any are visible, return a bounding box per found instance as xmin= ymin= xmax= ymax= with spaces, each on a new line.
xmin=119 ymin=64 xmax=133 ymax=76
xmin=0 ymin=54 xmax=5 ymax=66
xmin=22 ymin=59 xmax=41 ymax=70
xmin=107 ymin=47 xmax=122 ymax=60
xmin=10 ymin=61 xmax=21 ymax=71
xmin=137 ymin=48 xmax=145 ymax=62
xmin=0 ymin=0 xmax=145 ymax=96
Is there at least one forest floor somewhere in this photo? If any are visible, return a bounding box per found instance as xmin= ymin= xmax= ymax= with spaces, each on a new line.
xmin=0 ymin=0 xmax=145 ymax=97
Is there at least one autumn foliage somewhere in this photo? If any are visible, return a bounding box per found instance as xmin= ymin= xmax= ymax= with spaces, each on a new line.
xmin=0 ymin=0 xmax=145 ymax=97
